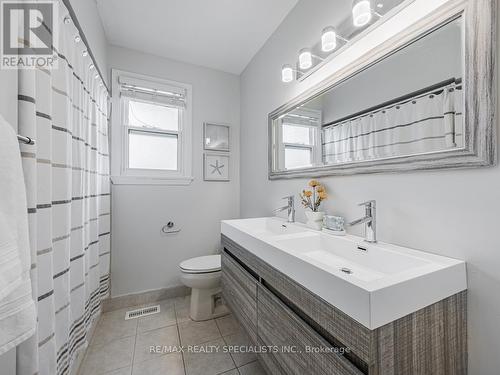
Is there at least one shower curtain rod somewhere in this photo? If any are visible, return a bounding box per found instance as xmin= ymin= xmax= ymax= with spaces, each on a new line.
xmin=62 ymin=0 xmax=110 ymax=95
xmin=322 ymin=77 xmax=462 ymax=128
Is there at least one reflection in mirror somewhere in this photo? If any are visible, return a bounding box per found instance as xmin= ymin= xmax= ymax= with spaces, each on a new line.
xmin=272 ymin=16 xmax=464 ymax=172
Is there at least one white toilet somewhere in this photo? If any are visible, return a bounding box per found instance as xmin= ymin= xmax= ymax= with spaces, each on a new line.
xmin=179 ymin=254 xmax=229 ymax=321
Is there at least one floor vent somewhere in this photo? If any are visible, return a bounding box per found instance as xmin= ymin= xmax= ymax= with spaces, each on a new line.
xmin=125 ymin=305 xmax=160 ymax=320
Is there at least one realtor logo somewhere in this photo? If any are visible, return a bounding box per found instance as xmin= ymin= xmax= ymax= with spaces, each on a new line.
xmin=1 ymin=0 xmax=58 ymax=69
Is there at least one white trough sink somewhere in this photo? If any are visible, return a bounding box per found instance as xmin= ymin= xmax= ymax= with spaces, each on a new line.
xmin=221 ymin=217 xmax=467 ymax=329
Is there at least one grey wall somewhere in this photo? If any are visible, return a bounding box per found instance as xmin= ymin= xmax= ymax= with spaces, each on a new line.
xmin=239 ymin=0 xmax=500 ymax=374
xmin=108 ymin=46 xmax=240 ymax=297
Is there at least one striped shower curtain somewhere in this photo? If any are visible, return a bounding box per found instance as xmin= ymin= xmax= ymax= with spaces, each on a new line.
xmin=16 ymin=2 xmax=111 ymax=374
xmin=322 ymin=83 xmax=463 ymax=164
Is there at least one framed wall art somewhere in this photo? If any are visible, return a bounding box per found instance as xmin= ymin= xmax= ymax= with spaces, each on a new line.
xmin=204 ymin=153 xmax=230 ymax=181
xmin=204 ymin=122 xmax=230 ymax=151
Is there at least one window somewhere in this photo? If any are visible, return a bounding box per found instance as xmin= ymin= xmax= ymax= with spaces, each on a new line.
xmin=284 ymin=145 xmax=312 ymax=169
xmin=277 ymin=110 xmax=322 ymax=170
xmin=111 ymin=71 xmax=193 ymax=185
xmin=125 ymin=100 xmax=179 ymax=171
xmin=128 ymin=130 xmax=178 ymax=170
xmin=282 ymin=123 xmax=314 ymax=169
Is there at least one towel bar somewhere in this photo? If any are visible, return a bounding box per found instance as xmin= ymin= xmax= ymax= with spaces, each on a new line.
xmin=17 ymin=135 xmax=35 ymax=145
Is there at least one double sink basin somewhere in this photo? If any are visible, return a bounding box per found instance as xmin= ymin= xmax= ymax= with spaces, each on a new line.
xmin=221 ymin=217 xmax=467 ymax=329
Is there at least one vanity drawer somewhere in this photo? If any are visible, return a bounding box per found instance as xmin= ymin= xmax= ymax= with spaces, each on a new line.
xmin=257 ymin=284 xmax=363 ymax=375
xmin=221 ymin=236 xmax=261 ymax=275
xmin=222 ymin=249 xmax=257 ymax=300
xmin=221 ymin=250 xmax=257 ymax=342
xmin=261 ymin=268 xmax=372 ymax=365
xmin=222 ymin=234 xmax=371 ymax=364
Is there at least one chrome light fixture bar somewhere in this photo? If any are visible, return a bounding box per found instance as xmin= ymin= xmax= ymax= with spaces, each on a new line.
xmin=280 ymin=0 xmax=408 ymax=83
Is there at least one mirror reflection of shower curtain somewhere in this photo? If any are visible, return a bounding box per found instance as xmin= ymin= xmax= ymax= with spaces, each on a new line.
xmin=323 ymin=84 xmax=463 ymax=164
xmin=15 ymin=6 xmax=111 ymax=375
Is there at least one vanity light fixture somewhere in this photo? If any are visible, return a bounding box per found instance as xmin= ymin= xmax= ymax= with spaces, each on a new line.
xmin=321 ymin=27 xmax=349 ymax=52
xmin=321 ymin=27 xmax=337 ymax=52
xmin=281 ymin=64 xmax=294 ymax=83
xmin=63 ymin=16 xmax=71 ymax=24
xmin=89 ymin=63 xmax=94 ymax=70
xmin=74 ymin=35 xmax=81 ymax=43
xmin=299 ymin=48 xmax=313 ymax=70
xmin=281 ymin=0 xmax=383 ymax=82
xmin=352 ymin=0 xmax=372 ymax=27
xmin=82 ymin=50 xmax=88 ymax=57
xmin=94 ymin=73 xmax=99 ymax=79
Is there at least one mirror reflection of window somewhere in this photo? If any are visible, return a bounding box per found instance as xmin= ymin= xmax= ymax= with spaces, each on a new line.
xmin=283 ymin=124 xmax=313 ymax=169
xmin=283 ymin=124 xmax=311 ymax=145
xmin=285 ymin=147 xmax=311 ymax=169
xmin=278 ymin=109 xmax=322 ymax=170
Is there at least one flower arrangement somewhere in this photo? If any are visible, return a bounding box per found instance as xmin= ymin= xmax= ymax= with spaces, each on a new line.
xmin=300 ymin=180 xmax=327 ymax=212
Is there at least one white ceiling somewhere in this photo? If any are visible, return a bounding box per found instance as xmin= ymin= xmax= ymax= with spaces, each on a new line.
xmin=96 ymin=0 xmax=299 ymax=75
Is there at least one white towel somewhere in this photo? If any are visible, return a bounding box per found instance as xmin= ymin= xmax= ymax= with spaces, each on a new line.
xmin=0 ymin=114 xmax=36 ymax=355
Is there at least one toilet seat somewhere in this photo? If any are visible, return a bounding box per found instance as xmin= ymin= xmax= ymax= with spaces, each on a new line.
xmin=180 ymin=255 xmax=221 ymax=274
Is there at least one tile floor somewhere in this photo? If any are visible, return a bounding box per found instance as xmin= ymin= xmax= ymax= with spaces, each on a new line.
xmin=78 ymin=296 xmax=266 ymax=375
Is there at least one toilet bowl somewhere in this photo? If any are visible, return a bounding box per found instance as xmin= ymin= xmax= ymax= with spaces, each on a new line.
xmin=179 ymin=255 xmax=229 ymax=321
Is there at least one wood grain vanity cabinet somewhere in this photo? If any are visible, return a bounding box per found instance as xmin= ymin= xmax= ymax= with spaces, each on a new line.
xmin=221 ymin=235 xmax=467 ymax=375
xmin=220 ymin=246 xmax=258 ymax=342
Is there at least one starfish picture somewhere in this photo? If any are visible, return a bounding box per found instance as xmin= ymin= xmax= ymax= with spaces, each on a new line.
xmin=210 ymin=159 xmax=225 ymax=175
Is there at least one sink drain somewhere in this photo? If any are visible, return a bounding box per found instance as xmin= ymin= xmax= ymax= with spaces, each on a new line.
xmin=340 ymin=267 xmax=353 ymax=275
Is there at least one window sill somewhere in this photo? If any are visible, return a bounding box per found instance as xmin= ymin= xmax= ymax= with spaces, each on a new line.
xmin=111 ymin=176 xmax=194 ymax=186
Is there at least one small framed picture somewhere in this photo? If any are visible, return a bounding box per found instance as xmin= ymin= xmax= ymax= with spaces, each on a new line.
xmin=204 ymin=153 xmax=230 ymax=181
xmin=204 ymin=122 xmax=230 ymax=151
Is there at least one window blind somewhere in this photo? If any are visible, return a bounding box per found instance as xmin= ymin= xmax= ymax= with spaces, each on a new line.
xmin=282 ymin=113 xmax=319 ymax=127
xmin=119 ymin=76 xmax=186 ymax=108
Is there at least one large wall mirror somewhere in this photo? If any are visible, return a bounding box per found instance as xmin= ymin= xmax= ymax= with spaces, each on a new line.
xmin=269 ymin=0 xmax=496 ymax=179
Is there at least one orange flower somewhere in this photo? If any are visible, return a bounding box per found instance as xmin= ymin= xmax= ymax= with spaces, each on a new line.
xmin=318 ymin=191 xmax=327 ymax=200
xmin=316 ymin=185 xmax=325 ymax=193
xmin=309 ymin=179 xmax=320 ymax=187
xmin=303 ymin=190 xmax=313 ymax=197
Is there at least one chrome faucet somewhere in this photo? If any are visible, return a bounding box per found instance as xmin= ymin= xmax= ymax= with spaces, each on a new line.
xmin=273 ymin=196 xmax=295 ymax=223
xmin=348 ymin=200 xmax=377 ymax=243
